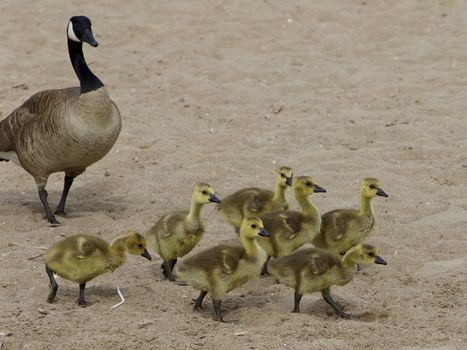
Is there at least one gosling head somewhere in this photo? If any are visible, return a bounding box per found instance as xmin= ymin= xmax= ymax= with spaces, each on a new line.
xmin=240 ymin=217 xmax=270 ymax=239
xmin=192 ymin=183 xmax=221 ymax=204
xmin=123 ymin=230 xmax=152 ymax=260
xmin=344 ymin=244 xmax=387 ymax=266
xmin=360 ymin=178 xmax=388 ymax=199
xmin=293 ymin=176 xmax=326 ymax=197
xmin=67 ymin=16 xmax=98 ymax=47
xmin=277 ymin=166 xmax=294 ymax=187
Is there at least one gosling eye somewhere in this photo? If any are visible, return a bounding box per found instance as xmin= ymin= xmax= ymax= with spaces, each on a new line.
xmin=305 ymin=181 xmax=312 ymax=187
xmin=369 ymin=184 xmax=376 ymax=189
xmin=280 ymin=173 xmax=285 ymax=178
xmin=251 ymin=224 xmax=257 ymax=229
xmin=201 ymin=190 xmax=208 ymax=195
xmin=137 ymin=243 xmax=143 ymax=248
xmin=368 ymin=252 xmax=375 ymax=257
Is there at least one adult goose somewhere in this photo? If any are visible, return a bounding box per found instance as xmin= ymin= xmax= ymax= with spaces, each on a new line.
xmin=0 ymin=16 xmax=122 ymax=225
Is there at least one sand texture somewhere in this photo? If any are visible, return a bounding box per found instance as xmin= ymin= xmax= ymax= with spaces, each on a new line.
xmin=0 ymin=0 xmax=466 ymax=349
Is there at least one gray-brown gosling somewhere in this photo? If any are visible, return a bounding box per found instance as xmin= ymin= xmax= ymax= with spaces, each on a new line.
xmin=312 ymin=178 xmax=388 ymax=256
xmin=217 ymin=166 xmax=293 ymax=232
xmin=45 ymin=230 xmax=151 ymax=306
xmin=257 ymin=176 xmax=326 ymax=274
xmin=146 ymin=183 xmax=221 ymax=282
xmin=0 ymin=16 xmax=121 ymax=225
xmin=268 ymin=244 xmax=387 ymax=318
xmin=174 ymin=217 xmax=270 ymax=322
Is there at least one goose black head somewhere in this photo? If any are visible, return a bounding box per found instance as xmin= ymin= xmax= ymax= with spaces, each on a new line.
xmin=67 ymin=16 xmax=98 ymax=47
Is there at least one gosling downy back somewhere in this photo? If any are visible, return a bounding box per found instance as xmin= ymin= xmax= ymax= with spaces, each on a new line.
xmin=217 ymin=167 xmax=293 ymax=230
xmin=313 ymin=178 xmax=388 ymax=255
xmin=0 ymin=16 xmax=122 ymax=225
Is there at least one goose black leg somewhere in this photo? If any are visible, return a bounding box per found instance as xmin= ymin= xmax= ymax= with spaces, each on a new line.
xmin=321 ymin=287 xmax=353 ymax=319
xmin=38 ymin=185 xmax=60 ymax=225
xmin=46 ymin=265 xmax=58 ymax=303
xmin=78 ymin=282 xmax=86 ymax=306
xmin=193 ymin=291 xmax=208 ymax=311
xmin=55 ymin=175 xmax=74 ymax=215
xmin=293 ymin=291 xmax=302 ymax=313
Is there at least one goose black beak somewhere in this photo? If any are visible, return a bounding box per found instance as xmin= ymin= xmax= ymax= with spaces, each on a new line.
xmin=258 ymin=228 xmax=270 ymax=237
xmin=141 ymin=249 xmax=152 ymax=260
xmin=285 ymin=176 xmax=293 ymax=186
xmin=83 ymin=29 xmax=98 ymax=47
xmin=313 ymin=184 xmax=326 ymax=193
xmin=376 ymin=188 xmax=388 ymax=197
xmin=209 ymin=194 xmax=221 ymax=203
xmin=374 ymin=256 xmax=387 ymax=265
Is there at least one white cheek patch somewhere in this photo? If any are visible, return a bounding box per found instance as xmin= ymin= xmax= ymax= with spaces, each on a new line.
xmin=67 ymin=21 xmax=80 ymax=42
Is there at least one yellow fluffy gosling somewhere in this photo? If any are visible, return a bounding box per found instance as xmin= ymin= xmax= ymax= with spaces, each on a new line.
xmin=257 ymin=176 xmax=325 ymax=274
xmin=312 ymin=178 xmax=388 ymax=255
xmin=146 ymin=183 xmax=221 ymax=281
xmin=217 ymin=167 xmax=293 ymax=232
xmin=45 ymin=230 xmax=151 ymax=306
xmin=268 ymin=244 xmax=387 ymax=318
xmin=175 ymin=217 xmax=270 ymax=322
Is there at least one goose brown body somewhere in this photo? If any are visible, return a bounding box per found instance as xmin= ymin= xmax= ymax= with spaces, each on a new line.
xmin=0 ymin=87 xmax=121 ymax=183
xmin=312 ymin=178 xmax=388 ymax=255
xmin=217 ymin=167 xmax=293 ymax=231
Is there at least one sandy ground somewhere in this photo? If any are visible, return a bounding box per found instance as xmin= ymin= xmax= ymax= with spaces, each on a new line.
xmin=0 ymin=0 xmax=466 ymax=349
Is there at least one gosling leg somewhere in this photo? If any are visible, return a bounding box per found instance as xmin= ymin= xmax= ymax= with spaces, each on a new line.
xmin=78 ymin=282 xmax=87 ymax=306
xmin=292 ymin=290 xmax=302 ymax=313
xmin=212 ymin=298 xmax=225 ymax=322
xmin=55 ymin=175 xmax=74 ymax=215
xmin=321 ymin=287 xmax=353 ymax=319
xmin=166 ymin=258 xmax=178 ymax=282
xmin=193 ymin=291 xmax=208 ymax=311
xmin=38 ymin=185 xmax=60 ymax=225
xmin=261 ymin=256 xmax=271 ymax=276
xmin=45 ymin=265 xmax=58 ymax=303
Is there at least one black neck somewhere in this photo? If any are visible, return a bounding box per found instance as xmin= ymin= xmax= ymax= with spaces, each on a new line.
xmin=68 ymin=39 xmax=104 ymax=94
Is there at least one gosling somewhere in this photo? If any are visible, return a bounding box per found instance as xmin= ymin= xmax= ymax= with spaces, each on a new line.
xmin=146 ymin=183 xmax=221 ymax=281
xmin=313 ymin=178 xmax=388 ymax=255
xmin=45 ymin=230 xmax=152 ymax=306
xmin=175 ymin=217 xmax=270 ymax=322
xmin=257 ymin=176 xmax=325 ymax=274
xmin=217 ymin=166 xmax=293 ymax=232
xmin=268 ymin=244 xmax=387 ymax=318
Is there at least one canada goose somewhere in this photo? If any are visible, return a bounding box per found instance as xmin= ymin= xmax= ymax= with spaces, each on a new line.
xmin=45 ymin=230 xmax=151 ymax=306
xmin=0 ymin=16 xmax=122 ymax=225
xmin=312 ymin=178 xmax=388 ymax=255
xmin=268 ymin=244 xmax=387 ymax=318
xmin=146 ymin=183 xmax=221 ymax=282
xmin=217 ymin=166 xmax=293 ymax=232
xmin=175 ymin=217 xmax=270 ymax=322
xmin=258 ymin=176 xmax=326 ymax=260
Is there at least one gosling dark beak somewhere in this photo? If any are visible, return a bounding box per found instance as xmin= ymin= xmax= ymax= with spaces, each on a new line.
xmin=141 ymin=249 xmax=152 ymax=261
xmin=376 ymin=188 xmax=388 ymax=197
xmin=209 ymin=194 xmax=221 ymax=203
xmin=374 ymin=255 xmax=387 ymax=265
xmin=258 ymin=228 xmax=270 ymax=237
xmin=285 ymin=176 xmax=293 ymax=186
xmin=82 ymin=29 xmax=98 ymax=47
xmin=313 ymin=184 xmax=327 ymax=193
